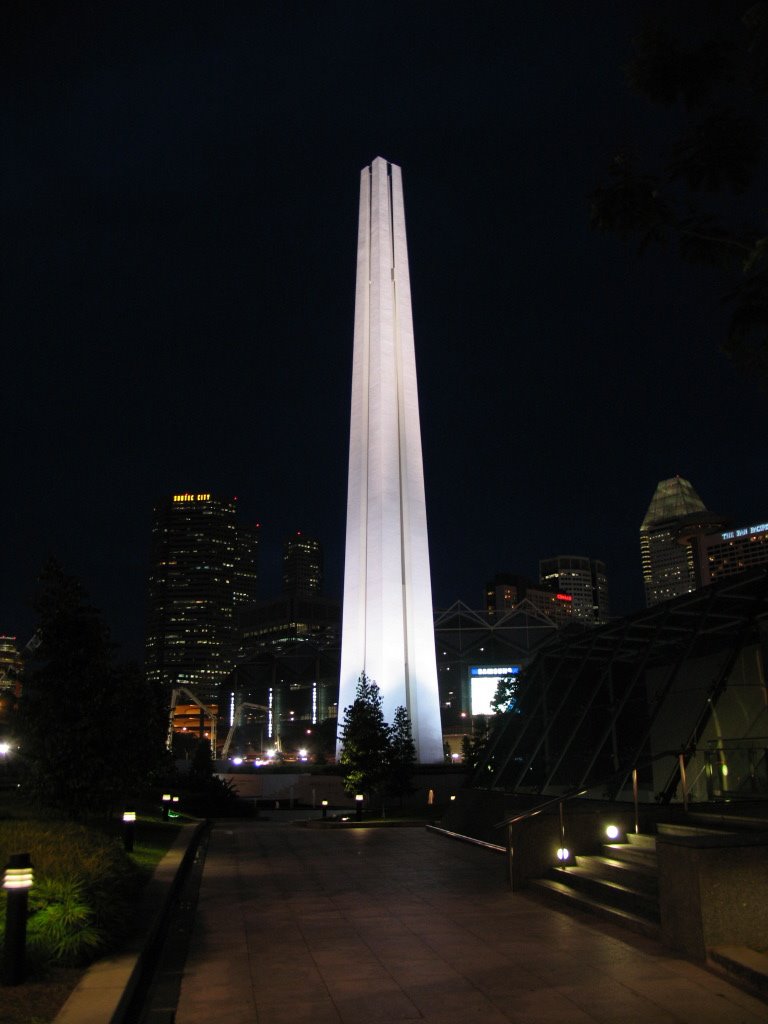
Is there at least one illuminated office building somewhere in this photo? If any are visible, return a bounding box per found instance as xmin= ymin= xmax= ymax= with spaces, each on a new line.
xmin=539 ymin=556 xmax=609 ymax=624
xmin=0 ymin=636 xmax=22 ymax=727
xmin=146 ymin=492 xmax=258 ymax=702
xmin=640 ymin=477 xmax=708 ymax=607
xmin=283 ymin=532 xmax=322 ymax=597
xmin=485 ymin=573 xmax=573 ymax=626
xmin=234 ymin=521 xmax=260 ymax=607
xmin=700 ymin=520 xmax=768 ymax=583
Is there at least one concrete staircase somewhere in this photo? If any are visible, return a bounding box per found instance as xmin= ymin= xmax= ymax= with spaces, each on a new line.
xmin=528 ymin=811 xmax=768 ymax=943
xmin=529 ymin=832 xmax=661 ymax=938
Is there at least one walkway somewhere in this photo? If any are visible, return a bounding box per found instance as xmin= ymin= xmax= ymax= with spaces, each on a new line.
xmin=173 ymin=817 xmax=766 ymax=1024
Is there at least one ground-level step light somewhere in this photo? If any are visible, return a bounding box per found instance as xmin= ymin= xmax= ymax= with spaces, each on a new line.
xmin=2 ymin=852 xmax=33 ymax=986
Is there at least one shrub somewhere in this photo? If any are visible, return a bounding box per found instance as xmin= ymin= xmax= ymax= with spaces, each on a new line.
xmin=0 ymin=820 xmax=141 ymax=967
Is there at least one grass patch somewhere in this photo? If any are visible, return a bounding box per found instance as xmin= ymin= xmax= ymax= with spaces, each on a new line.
xmin=0 ymin=793 xmax=185 ymax=1024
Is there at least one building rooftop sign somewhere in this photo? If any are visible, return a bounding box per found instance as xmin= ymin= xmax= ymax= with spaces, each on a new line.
xmin=721 ymin=522 xmax=768 ymax=541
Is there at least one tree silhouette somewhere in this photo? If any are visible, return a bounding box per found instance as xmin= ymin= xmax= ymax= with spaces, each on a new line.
xmin=590 ymin=4 xmax=768 ymax=382
xmin=338 ymin=672 xmax=390 ymax=802
xmin=387 ymin=705 xmax=417 ymax=805
xmin=19 ymin=560 xmax=166 ymax=817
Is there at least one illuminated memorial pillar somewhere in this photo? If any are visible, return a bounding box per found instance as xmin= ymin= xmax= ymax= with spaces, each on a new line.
xmin=338 ymin=157 xmax=443 ymax=763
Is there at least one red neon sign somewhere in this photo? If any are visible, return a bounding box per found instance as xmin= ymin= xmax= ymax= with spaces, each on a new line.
xmin=556 ymin=593 xmax=573 ymax=602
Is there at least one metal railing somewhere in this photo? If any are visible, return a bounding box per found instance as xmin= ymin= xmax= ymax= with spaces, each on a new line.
xmin=494 ymin=749 xmax=693 ymax=887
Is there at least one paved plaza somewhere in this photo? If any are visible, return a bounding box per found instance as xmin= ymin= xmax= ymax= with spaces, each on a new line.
xmin=173 ymin=818 xmax=767 ymax=1024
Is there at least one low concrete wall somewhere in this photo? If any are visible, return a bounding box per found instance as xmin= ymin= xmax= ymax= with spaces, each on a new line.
xmin=657 ymin=832 xmax=768 ymax=960
xmin=440 ymin=789 xmax=649 ymax=888
xmin=217 ymin=769 xmax=469 ymax=811
xmin=54 ymin=821 xmax=206 ymax=1024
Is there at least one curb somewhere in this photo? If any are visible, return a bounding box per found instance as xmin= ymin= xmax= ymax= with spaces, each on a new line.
xmin=53 ymin=819 xmax=208 ymax=1024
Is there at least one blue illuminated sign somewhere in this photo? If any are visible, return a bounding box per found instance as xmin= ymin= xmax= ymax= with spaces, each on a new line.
xmin=470 ymin=666 xmax=519 ymax=677
xmin=722 ymin=522 xmax=768 ymax=541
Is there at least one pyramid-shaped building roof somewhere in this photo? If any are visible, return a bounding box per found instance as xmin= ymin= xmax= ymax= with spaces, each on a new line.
xmin=640 ymin=476 xmax=707 ymax=531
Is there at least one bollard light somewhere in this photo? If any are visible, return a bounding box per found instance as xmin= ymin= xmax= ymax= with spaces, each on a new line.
xmin=321 ymin=799 xmax=329 ymax=820
xmin=355 ymin=794 xmax=364 ymax=819
xmin=169 ymin=795 xmax=181 ymax=819
xmin=3 ymin=856 xmax=33 ymax=891
xmin=2 ymin=853 xmax=33 ymax=986
xmin=122 ymin=809 xmax=137 ymax=852
xmin=161 ymin=793 xmax=172 ymax=820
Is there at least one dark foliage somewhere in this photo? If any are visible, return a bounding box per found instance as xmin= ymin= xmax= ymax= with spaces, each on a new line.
xmin=172 ymin=738 xmax=248 ymax=816
xmin=339 ymin=675 xmax=419 ymax=810
xmin=338 ymin=673 xmax=390 ymax=799
xmin=386 ymin=705 xmax=417 ymax=803
xmin=590 ymin=3 xmax=768 ymax=382
xmin=19 ymin=560 xmax=167 ymax=818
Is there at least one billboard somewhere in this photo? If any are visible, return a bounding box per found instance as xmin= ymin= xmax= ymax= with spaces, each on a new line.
xmin=469 ymin=665 xmax=520 ymax=716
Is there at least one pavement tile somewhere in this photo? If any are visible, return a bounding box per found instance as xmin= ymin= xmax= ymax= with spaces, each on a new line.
xmin=256 ymin=1000 xmax=343 ymax=1024
xmin=619 ymin=975 xmax=768 ymax=1024
xmin=552 ymin=981 xmax=680 ymax=1024
xmin=172 ymin=821 xmax=767 ymax=1024
xmin=498 ymin=988 xmax=597 ymax=1023
xmin=332 ymin=992 xmax=422 ymax=1023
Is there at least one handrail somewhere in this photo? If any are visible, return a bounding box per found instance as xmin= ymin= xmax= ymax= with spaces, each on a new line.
xmin=493 ymin=747 xmax=689 ymax=831
xmin=498 ymin=788 xmax=589 ymax=830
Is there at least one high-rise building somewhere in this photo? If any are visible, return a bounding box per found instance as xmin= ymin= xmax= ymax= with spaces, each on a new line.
xmin=485 ymin=573 xmax=574 ymax=626
xmin=539 ymin=556 xmax=610 ymax=624
xmin=234 ymin=521 xmax=260 ymax=607
xmin=699 ymin=518 xmax=768 ymax=583
xmin=640 ymin=477 xmax=708 ymax=607
xmin=0 ymin=636 xmax=22 ymax=728
xmin=338 ymin=157 xmax=443 ymax=762
xmin=146 ymin=492 xmax=258 ymax=703
xmin=282 ymin=532 xmax=322 ymax=597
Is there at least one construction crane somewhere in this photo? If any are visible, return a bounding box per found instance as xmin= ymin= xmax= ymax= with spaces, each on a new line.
xmin=220 ymin=700 xmax=269 ymax=760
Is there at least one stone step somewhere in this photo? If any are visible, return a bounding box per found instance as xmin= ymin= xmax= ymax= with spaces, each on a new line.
xmin=708 ymin=945 xmax=768 ymax=1000
xmin=603 ymin=840 xmax=657 ymax=868
xmin=656 ymin=821 xmax=732 ymax=838
xmin=626 ymin=831 xmax=656 ymax=849
xmin=687 ymin=811 xmax=768 ymax=833
xmin=574 ymin=854 xmax=658 ymax=895
xmin=550 ymin=863 xmax=659 ymax=918
xmin=529 ymin=877 xmax=660 ymax=940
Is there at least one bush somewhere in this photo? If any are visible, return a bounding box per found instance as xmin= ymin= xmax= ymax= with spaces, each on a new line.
xmin=0 ymin=820 xmax=141 ymax=967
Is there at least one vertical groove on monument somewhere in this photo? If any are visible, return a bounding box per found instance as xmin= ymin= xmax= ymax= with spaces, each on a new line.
xmin=338 ymin=157 xmax=443 ymax=763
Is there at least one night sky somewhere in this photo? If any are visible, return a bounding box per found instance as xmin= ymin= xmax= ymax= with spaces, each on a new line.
xmin=4 ymin=3 xmax=767 ymax=662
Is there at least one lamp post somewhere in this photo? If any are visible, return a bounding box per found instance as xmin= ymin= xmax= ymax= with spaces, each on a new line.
xmin=169 ymin=795 xmax=180 ymax=819
xmin=2 ymin=853 xmax=33 ymax=986
xmin=355 ymin=794 xmax=364 ymax=820
xmin=161 ymin=793 xmax=171 ymax=820
xmin=321 ymin=799 xmax=328 ymax=820
xmin=122 ymin=810 xmax=136 ymax=853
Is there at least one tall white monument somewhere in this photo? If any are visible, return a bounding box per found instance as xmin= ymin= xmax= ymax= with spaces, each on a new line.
xmin=338 ymin=157 xmax=443 ymax=763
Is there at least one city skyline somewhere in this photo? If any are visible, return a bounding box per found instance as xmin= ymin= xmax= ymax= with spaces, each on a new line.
xmin=4 ymin=4 xmax=767 ymax=662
